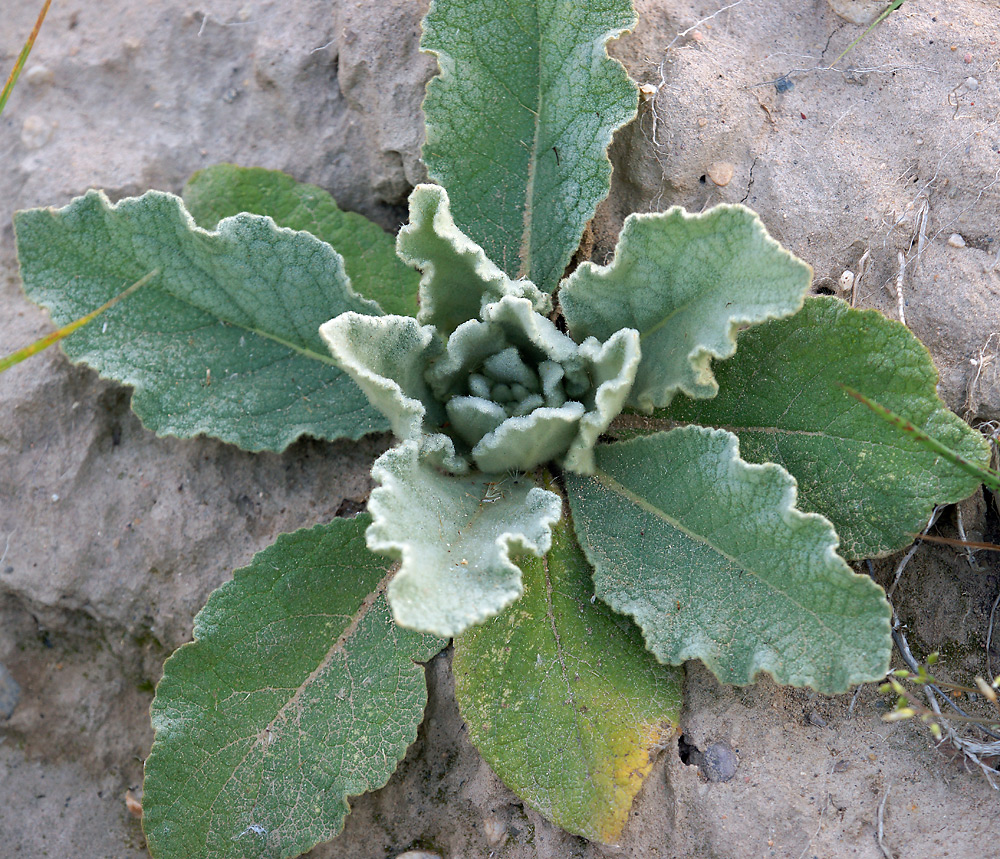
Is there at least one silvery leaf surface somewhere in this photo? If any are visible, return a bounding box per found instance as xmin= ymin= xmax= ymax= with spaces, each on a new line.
xmin=15 ymin=190 xmax=386 ymax=451
xmin=319 ymin=311 xmax=446 ymax=442
xmin=567 ymin=427 xmax=892 ymax=694
xmin=397 ymin=184 xmax=550 ymax=337
xmin=561 ymin=205 xmax=812 ymax=412
xmin=427 ymin=295 xmax=640 ymax=473
xmin=422 ymin=0 xmax=638 ymax=293
xmin=369 ymin=441 xmax=563 ymax=637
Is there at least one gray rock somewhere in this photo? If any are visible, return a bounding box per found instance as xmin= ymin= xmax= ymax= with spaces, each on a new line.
xmin=700 ymin=743 xmax=739 ymax=783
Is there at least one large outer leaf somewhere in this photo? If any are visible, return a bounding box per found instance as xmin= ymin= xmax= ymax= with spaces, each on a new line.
xmin=453 ymin=517 xmax=682 ymax=845
xmin=561 ymin=205 xmax=812 ymax=411
xmin=654 ymin=298 xmax=991 ymax=559
xmin=368 ymin=441 xmax=563 ymax=637
xmin=142 ymin=516 xmax=445 ymax=859
xmin=14 ymin=190 xmax=386 ymax=451
xmin=566 ymin=427 xmax=892 ymax=693
xmin=182 ymin=164 xmax=421 ymax=317
xmin=421 ymin=0 xmax=638 ymax=293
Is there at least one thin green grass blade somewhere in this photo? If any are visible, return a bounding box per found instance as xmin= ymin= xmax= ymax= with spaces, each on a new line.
xmin=0 ymin=269 xmax=157 ymax=374
xmin=0 ymin=0 xmax=52 ymax=117
xmin=828 ymin=1 xmax=905 ymax=69
xmin=841 ymin=385 xmax=1000 ymax=492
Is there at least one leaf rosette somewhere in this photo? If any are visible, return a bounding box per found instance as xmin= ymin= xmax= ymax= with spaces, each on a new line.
xmin=319 ymin=184 xmax=640 ymax=637
xmin=320 ymin=185 xmax=641 ymax=476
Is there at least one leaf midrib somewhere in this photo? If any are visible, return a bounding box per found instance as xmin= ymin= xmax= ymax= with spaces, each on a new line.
xmin=590 ymin=468 xmax=845 ymax=645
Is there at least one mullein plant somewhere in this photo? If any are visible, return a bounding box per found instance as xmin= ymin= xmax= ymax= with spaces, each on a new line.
xmin=11 ymin=0 xmax=992 ymax=855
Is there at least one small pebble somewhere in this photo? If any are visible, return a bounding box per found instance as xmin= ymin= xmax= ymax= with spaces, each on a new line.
xmin=807 ymin=710 xmax=827 ymax=728
xmin=21 ymin=115 xmax=54 ymax=150
xmin=697 ymin=116 xmax=708 ymax=128
xmin=24 ymin=64 xmax=54 ymax=86
xmin=707 ymin=161 xmax=734 ymax=187
xmin=965 ymin=77 xmax=979 ymax=91
xmin=964 ymin=52 xmax=973 ymax=64
xmin=0 ymin=663 xmax=21 ymax=720
xmin=833 ymin=760 xmax=851 ymax=773
xmin=638 ymin=83 xmax=657 ymax=101
xmin=838 ymin=270 xmax=855 ymax=293
xmin=699 ymin=743 xmax=738 ymax=782
xmin=125 ymin=788 xmax=143 ymax=818
xmin=947 ymin=233 xmax=967 ymax=248
xmin=395 ymin=853 xmax=442 ymax=859
xmin=483 ymin=815 xmax=507 ymax=846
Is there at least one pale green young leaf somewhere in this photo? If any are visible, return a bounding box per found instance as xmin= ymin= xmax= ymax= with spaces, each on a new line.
xmin=453 ymin=517 xmax=682 ymax=845
xmin=183 ymin=163 xmax=421 ymax=317
xmin=654 ymin=298 xmax=991 ymax=559
xmin=369 ymin=441 xmax=563 ymax=637
xmin=566 ymin=427 xmax=892 ymax=693
xmin=421 ymin=0 xmax=638 ymax=293
xmin=14 ymin=190 xmax=386 ymax=451
xmin=142 ymin=516 xmax=445 ymax=859
xmin=397 ymin=184 xmax=550 ymax=336
xmin=320 ymin=311 xmax=447 ymax=443
xmin=561 ymin=205 xmax=812 ymax=411
xmin=422 ymin=294 xmax=640 ymax=473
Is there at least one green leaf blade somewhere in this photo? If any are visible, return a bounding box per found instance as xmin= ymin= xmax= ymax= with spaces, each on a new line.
xmin=421 ymin=0 xmax=638 ymax=293
xmin=142 ymin=516 xmax=445 ymax=859
xmin=369 ymin=441 xmax=563 ymax=637
xmin=561 ymin=205 xmax=812 ymax=411
xmin=656 ymin=297 xmax=992 ymax=558
xmin=15 ymin=190 xmax=387 ymax=451
xmin=567 ymin=427 xmax=892 ymax=694
xmin=182 ymin=164 xmax=421 ymax=317
xmin=453 ymin=517 xmax=682 ymax=844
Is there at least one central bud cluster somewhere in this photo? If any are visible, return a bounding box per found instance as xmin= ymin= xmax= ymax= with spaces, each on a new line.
xmin=423 ymin=295 xmax=639 ymax=474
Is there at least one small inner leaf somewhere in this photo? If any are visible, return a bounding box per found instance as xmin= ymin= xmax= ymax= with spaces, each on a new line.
xmin=398 ymin=184 xmax=551 ymax=336
xmin=566 ymin=426 xmax=892 ymax=694
xmin=368 ymin=441 xmax=563 ymax=637
xmin=453 ymin=516 xmax=682 ymax=845
xmin=561 ymin=205 xmax=812 ymax=411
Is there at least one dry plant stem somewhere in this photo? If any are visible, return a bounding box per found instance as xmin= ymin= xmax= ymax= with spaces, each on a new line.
xmin=989 ymin=588 xmax=1000 ymax=684
xmin=0 ymin=270 xmax=159 ymax=373
xmin=876 ymin=785 xmax=892 ymax=859
xmin=886 ymin=507 xmax=941 ymax=599
xmin=891 ymin=251 xmax=906 ymax=326
xmin=0 ymin=0 xmax=52 ymax=116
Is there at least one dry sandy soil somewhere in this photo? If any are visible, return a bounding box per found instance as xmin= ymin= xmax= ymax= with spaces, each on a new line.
xmin=1 ymin=1 xmax=999 ymax=857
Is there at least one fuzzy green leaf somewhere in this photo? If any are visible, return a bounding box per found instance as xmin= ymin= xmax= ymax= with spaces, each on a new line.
xmin=397 ymin=184 xmax=550 ymax=336
xmin=14 ymin=190 xmax=386 ymax=451
xmin=182 ymin=164 xmax=421 ymax=317
xmin=368 ymin=441 xmax=563 ymax=637
xmin=566 ymin=427 xmax=892 ymax=693
xmin=421 ymin=0 xmax=638 ymax=293
xmin=453 ymin=516 xmax=682 ymax=844
xmin=424 ymin=294 xmax=640 ymax=473
xmin=654 ymin=298 xmax=991 ymax=558
xmin=561 ymin=206 xmax=812 ymax=411
xmin=142 ymin=516 xmax=445 ymax=859
xmin=320 ymin=311 xmax=447 ymax=444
